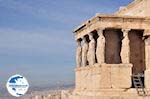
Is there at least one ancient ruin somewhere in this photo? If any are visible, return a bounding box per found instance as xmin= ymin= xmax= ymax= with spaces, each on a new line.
xmin=70 ymin=0 xmax=150 ymax=98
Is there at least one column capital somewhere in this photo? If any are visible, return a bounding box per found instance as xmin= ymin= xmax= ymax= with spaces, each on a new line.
xmin=76 ymin=38 xmax=82 ymax=42
xmin=121 ymin=29 xmax=131 ymax=33
xmin=97 ymin=28 xmax=105 ymax=36
xmin=88 ymin=32 xmax=93 ymax=35
xmin=88 ymin=33 xmax=92 ymax=40
xmin=76 ymin=39 xmax=82 ymax=46
xmin=82 ymin=36 xmax=86 ymax=40
xmin=122 ymin=29 xmax=131 ymax=37
xmin=97 ymin=28 xmax=105 ymax=32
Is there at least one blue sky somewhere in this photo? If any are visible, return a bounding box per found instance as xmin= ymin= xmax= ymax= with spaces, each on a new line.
xmin=0 ymin=0 xmax=133 ymax=88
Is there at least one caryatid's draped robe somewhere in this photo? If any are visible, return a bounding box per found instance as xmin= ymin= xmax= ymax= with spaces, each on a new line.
xmin=76 ymin=40 xmax=82 ymax=67
xmin=121 ymin=29 xmax=130 ymax=63
xmin=145 ymin=36 xmax=150 ymax=70
xmin=96 ymin=29 xmax=105 ymax=64
xmin=87 ymin=33 xmax=96 ymax=65
xmin=82 ymin=37 xmax=89 ymax=66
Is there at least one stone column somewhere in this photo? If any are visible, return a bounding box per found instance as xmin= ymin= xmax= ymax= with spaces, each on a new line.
xmin=87 ymin=32 xmax=96 ymax=65
xmin=145 ymin=36 xmax=150 ymax=89
xmin=121 ymin=29 xmax=130 ymax=63
xmin=76 ymin=39 xmax=82 ymax=67
xmin=82 ymin=36 xmax=89 ymax=66
xmin=96 ymin=28 xmax=105 ymax=64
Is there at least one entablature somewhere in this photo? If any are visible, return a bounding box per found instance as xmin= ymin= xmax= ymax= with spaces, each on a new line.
xmin=74 ymin=14 xmax=150 ymax=40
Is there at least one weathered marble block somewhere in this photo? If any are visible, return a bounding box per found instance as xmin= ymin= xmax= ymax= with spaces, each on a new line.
xmin=145 ymin=70 xmax=150 ymax=89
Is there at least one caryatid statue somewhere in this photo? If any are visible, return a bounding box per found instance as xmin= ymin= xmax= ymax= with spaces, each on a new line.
xmin=121 ymin=29 xmax=130 ymax=63
xmin=87 ymin=33 xmax=96 ymax=65
xmin=96 ymin=28 xmax=105 ymax=64
xmin=76 ymin=39 xmax=82 ymax=67
xmin=145 ymin=36 xmax=150 ymax=70
xmin=82 ymin=36 xmax=89 ymax=66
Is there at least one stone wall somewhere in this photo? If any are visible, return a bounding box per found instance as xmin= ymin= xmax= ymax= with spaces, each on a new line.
xmin=75 ymin=64 xmax=132 ymax=91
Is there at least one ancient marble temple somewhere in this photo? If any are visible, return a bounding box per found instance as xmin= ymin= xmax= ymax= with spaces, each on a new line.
xmin=70 ymin=0 xmax=150 ymax=99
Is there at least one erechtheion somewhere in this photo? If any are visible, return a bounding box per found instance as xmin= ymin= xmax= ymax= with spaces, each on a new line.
xmin=70 ymin=0 xmax=150 ymax=99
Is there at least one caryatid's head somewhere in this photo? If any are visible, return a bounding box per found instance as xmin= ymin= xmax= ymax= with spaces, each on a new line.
xmin=76 ymin=39 xmax=81 ymax=46
xmin=89 ymin=33 xmax=94 ymax=40
xmin=82 ymin=36 xmax=87 ymax=43
xmin=97 ymin=28 xmax=104 ymax=37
